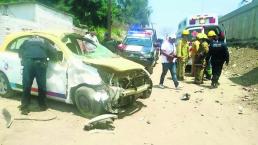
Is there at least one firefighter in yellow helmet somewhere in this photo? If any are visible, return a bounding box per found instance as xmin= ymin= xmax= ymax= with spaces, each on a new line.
xmin=208 ymin=30 xmax=217 ymax=38
xmin=194 ymin=33 xmax=209 ymax=84
xmin=176 ymin=30 xmax=190 ymax=81
xmin=190 ymin=33 xmax=201 ymax=77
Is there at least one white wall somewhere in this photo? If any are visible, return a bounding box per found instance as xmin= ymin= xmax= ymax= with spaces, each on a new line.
xmin=0 ymin=3 xmax=35 ymax=21
xmin=35 ymin=4 xmax=73 ymax=31
xmin=0 ymin=2 xmax=75 ymax=44
xmin=0 ymin=15 xmax=38 ymax=44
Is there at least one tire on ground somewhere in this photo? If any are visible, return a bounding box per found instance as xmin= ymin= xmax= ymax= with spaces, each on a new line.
xmin=74 ymin=86 xmax=104 ymax=118
xmin=0 ymin=72 xmax=12 ymax=98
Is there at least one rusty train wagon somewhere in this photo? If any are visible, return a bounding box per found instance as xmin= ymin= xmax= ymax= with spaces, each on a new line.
xmin=219 ymin=0 xmax=258 ymax=46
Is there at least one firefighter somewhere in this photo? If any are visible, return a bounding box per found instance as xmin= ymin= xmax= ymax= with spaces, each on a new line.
xmin=19 ymin=35 xmax=57 ymax=115
xmin=176 ymin=29 xmax=190 ymax=81
xmin=194 ymin=33 xmax=209 ymax=84
xmin=206 ymin=30 xmax=229 ymax=88
xmin=191 ymin=33 xmax=201 ymax=77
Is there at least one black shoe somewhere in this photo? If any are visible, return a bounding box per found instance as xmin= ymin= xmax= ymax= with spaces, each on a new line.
xmin=174 ymin=81 xmax=179 ymax=88
xmin=20 ymin=107 xmax=30 ymax=115
xmin=39 ymin=105 xmax=48 ymax=111
xmin=211 ymin=82 xmax=218 ymax=88
xmin=206 ymin=76 xmax=211 ymax=80
xmin=211 ymin=82 xmax=216 ymax=88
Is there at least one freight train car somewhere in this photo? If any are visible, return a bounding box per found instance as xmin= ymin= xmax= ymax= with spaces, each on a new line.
xmin=219 ymin=0 xmax=258 ymax=46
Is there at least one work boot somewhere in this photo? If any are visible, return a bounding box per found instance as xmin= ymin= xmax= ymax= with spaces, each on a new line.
xmin=178 ymin=77 xmax=184 ymax=81
xmin=39 ymin=104 xmax=48 ymax=111
xmin=211 ymin=82 xmax=216 ymax=89
xmin=206 ymin=76 xmax=211 ymax=80
xmin=19 ymin=106 xmax=30 ymax=115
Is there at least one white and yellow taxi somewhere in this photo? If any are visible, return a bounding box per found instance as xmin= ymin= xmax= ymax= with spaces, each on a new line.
xmin=0 ymin=31 xmax=152 ymax=117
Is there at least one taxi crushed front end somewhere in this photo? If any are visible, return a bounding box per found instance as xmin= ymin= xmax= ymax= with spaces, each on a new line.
xmin=97 ymin=68 xmax=152 ymax=113
xmin=63 ymin=33 xmax=152 ymax=114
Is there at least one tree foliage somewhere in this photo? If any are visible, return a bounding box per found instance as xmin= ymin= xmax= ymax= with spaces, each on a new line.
xmin=0 ymin=0 xmax=152 ymax=28
xmin=117 ymin=0 xmax=152 ymax=26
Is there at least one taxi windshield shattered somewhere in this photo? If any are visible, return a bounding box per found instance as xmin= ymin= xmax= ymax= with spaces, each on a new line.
xmin=64 ymin=34 xmax=117 ymax=59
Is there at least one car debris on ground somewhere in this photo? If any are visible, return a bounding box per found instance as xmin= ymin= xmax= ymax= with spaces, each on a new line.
xmin=194 ymin=89 xmax=204 ymax=93
xmin=238 ymin=106 xmax=244 ymax=114
xmin=1 ymin=108 xmax=57 ymax=128
xmin=84 ymin=114 xmax=118 ymax=131
xmin=181 ymin=93 xmax=190 ymax=101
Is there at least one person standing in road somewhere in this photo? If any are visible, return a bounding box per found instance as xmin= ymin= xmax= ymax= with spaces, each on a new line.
xmin=159 ymin=34 xmax=179 ymax=89
xmin=190 ymin=33 xmax=201 ymax=77
xmin=206 ymin=30 xmax=229 ymax=88
xmin=194 ymin=33 xmax=209 ymax=84
xmin=19 ymin=35 xmax=57 ymax=115
xmin=176 ymin=30 xmax=190 ymax=81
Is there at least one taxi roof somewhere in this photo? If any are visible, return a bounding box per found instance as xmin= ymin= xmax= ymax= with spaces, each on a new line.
xmin=0 ymin=31 xmax=81 ymax=51
xmin=4 ymin=31 xmax=75 ymax=39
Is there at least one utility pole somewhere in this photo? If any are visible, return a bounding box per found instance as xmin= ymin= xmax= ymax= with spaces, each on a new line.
xmin=107 ymin=0 xmax=112 ymax=40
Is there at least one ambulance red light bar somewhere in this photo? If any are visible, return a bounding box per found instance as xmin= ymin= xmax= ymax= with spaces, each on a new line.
xmin=209 ymin=17 xmax=216 ymax=23
xmin=189 ymin=19 xmax=196 ymax=25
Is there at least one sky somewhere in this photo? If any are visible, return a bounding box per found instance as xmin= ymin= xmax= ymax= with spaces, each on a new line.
xmin=149 ymin=0 xmax=242 ymax=38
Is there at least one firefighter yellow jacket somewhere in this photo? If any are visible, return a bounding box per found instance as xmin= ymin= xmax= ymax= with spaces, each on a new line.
xmin=177 ymin=39 xmax=189 ymax=62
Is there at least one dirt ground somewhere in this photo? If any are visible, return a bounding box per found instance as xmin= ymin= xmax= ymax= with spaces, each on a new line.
xmin=225 ymin=47 xmax=258 ymax=105
xmin=1 ymin=48 xmax=258 ymax=145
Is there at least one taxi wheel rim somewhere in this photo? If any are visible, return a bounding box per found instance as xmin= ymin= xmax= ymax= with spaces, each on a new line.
xmin=0 ymin=74 xmax=8 ymax=95
xmin=78 ymin=95 xmax=92 ymax=113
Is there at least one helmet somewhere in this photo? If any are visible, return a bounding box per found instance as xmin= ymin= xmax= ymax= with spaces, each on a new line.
xmin=202 ymin=33 xmax=208 ymax=39
xmin=196 ymin=33 xmax=203 ymax=39
xmin=169 ymin=33 xmax=176 ymax=39
xmin=208 ymin=30 xmax=216 ymax=37
xmin=182 ymin=30 xmax=190 ymax=35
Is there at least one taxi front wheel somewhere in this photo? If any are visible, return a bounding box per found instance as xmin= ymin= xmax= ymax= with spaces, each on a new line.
xmin=74 ymin=87 xmax=104 ymax=118
xmin=0 ymin=72 xmax=11 ymax=97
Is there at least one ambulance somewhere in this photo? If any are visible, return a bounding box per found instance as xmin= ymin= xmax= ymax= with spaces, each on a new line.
xmin=176 ymin=14 xmax=226 ymax=72
xmin=176 ymin=14 xmax=225 ymax=42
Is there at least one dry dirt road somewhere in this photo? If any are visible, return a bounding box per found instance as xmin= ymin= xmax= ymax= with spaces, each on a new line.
xmin=1 ymin=61 xmax=258 ymax=145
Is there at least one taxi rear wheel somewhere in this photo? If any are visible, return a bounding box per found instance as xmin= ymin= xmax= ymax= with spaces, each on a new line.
xmin=0 ymin=72 xmax=11 ymax=97
xmin=74 ymin=87 xmax=103 ymax=118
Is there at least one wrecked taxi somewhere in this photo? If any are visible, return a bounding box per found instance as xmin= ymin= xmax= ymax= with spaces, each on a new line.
xmin=0 ymin=31 xmax=152 ymax=117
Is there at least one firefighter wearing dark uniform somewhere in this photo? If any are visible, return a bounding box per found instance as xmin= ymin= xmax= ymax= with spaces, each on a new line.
xmin=19 ymin=35 xmax=56 ymax=115
xmin=206 ymin=31 xmax=229 ymax=88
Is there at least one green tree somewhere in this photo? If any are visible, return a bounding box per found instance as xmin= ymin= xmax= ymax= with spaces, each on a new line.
xmin=0 ymin=0 xmax=152 ymax=28
xmin=117 ymin=0 xmax=152 ymax=26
